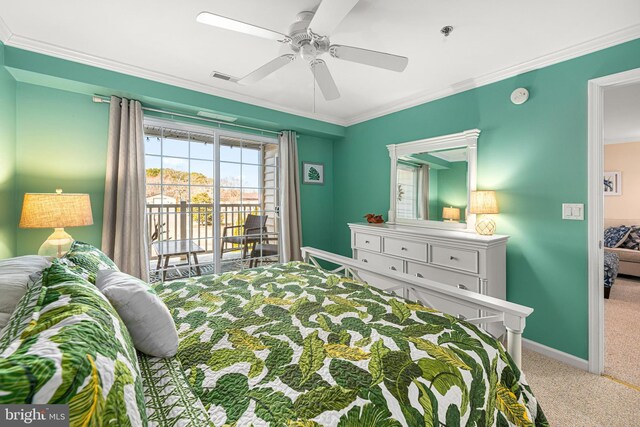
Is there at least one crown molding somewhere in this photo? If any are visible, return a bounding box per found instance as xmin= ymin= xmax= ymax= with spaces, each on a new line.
xmin=343 ymin=24 xmax=640 ymax=126
xmin=1 ymin=16 xmax=639 ymax=129
xmin=2 ymin=32 xmax=347 ymax=126
xmin=0 ymin=16 xmax=12 ymax=43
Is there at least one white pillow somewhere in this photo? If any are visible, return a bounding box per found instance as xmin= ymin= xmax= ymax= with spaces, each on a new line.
xmin=96 ymin=269 xmax=179 ymax=358
xmin=0 ymin=255 xmax=51 ymax=330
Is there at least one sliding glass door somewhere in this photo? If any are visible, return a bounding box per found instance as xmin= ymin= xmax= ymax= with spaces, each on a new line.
xmin=143 ymin=119 xmax=280 ymax=282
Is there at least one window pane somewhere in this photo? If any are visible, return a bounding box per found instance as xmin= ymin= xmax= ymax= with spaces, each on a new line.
xmin=163 ymin=137 xmax=189 ymax=158
xmin=242 ymin=146 xmax=260 ymax=165
xmin=220 ymin=162 xmax=241 ymax=186
xmin=220 ymin=187 xmax=241 ymax=204
xmin=190 ymin=139 xmax=213 ymax=160
xmin=189 ymin=186 xmax=214 ymax=203
xmin=220 ymin=144 xmax=241 ymax=163
xmin=162 ymin=156 xmax=189 ymax=173
xmin=145 ymin=136 xmax=161 ymax=155
xmin=190 ymin=160 xmax=214 ymax=183
xmin=242 ymin=189 xmax=260 ymax=206
xmin=242 ymin=165 xmax=260 ymax=188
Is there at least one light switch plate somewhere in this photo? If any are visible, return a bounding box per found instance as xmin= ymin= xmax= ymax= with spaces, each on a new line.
xmin=562 ymin=203 xmax=584 ymax=220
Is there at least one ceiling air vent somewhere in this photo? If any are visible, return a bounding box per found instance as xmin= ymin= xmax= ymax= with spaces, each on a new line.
xmin=211 ymin=71 xmax=232 ymax=80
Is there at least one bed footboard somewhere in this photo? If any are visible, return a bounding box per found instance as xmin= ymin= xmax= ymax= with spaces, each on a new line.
xmin=301 ymin=246 xmax=533 ymax=368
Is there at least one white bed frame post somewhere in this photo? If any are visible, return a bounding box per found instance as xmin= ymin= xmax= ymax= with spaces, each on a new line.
xmin=504 ymin=314 xmax=526 ymax=368
xmin=301 ymin=246 xmax=534 ymax=368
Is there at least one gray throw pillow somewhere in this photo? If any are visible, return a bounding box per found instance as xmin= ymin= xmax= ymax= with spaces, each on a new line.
xmin=96 ymin=269 xmax=178 ymax=357
xmin=0 ymin=255 xmax=51 ymax=331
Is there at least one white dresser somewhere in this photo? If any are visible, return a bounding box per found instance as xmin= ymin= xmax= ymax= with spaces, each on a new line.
xmin=349 ymin=222 xmax=508 ymax=335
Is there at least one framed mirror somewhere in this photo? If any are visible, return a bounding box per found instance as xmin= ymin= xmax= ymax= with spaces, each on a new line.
xmin=387 ymin=129 xmax=480 ymax=230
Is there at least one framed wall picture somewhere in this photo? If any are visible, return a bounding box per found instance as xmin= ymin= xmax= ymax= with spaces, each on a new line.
xmin=303 ymin=162 xmax=324 ymax=185
xmin=604 ymin=171 xmax=621 ymax=196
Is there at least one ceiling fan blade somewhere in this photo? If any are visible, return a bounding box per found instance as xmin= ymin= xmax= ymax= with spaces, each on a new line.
xmin=308 ymin=0 xmax=359 ymax=36
xmin=329 ymin=45 xmax=408 ymax=72
xmin=197 ymin=12 xmax=290 ymax=42
xmin=238 ymin=55 xmax=296 ymax=85
xmin=310 ymin=59 xmax=340 ymax=101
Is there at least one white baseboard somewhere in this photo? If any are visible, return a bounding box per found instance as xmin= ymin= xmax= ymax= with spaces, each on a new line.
xmin=523 ymin=338 xmax=589 ymax=371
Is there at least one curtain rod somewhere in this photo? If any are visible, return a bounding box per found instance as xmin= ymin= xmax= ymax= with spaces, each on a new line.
xmin=92 ymin=95 xmax=283 ymax=136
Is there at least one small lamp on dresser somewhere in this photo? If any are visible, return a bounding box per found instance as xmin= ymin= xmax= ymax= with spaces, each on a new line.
xmin=442 ymin=206 xmax=461 ymax=223
xmin=19 ymin=189 xmax=93 ymax=257
xmin=469 ymin=190 xmax=499 ymax=235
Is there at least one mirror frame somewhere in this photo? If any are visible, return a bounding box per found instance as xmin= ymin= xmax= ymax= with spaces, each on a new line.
xmin=387 ymin=129 xmax=480 ymax=230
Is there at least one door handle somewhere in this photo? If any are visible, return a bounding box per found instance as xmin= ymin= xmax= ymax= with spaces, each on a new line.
xmin=401 ymin=247 xmax=408 ymax=251
xmin=457 ymin=284 xmax=467 ymax=290
xmin=450 ymin=256 xmax=458 ymax=261
xmin=362 ymin=259 xmax=368 ymax=263
xmin=416 ymin=273 xmax=424 ymax=278
xmin=390 ymin=266 xmax=397 ymax=271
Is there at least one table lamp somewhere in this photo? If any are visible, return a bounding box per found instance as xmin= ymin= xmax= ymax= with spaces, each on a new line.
xmin=469 ymin=190 xmax=499 ymax=235
xmin=19 ymin=189 xmax=93 ymax=257
xmin=442 ymin=206 xmax=461 ymax=222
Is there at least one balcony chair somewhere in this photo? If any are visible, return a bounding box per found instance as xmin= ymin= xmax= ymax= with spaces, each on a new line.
xmin=220 ymin=214 xmax=269 ymax=260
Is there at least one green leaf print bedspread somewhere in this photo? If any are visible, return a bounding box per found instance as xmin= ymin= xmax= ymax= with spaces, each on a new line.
xmin=153 ymin=261 xmax=547 ymax=427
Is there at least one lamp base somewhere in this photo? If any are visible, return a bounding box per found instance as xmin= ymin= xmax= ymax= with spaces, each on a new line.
xmin=38 ymin=228 xmax=73 ymax=258
xmin=475 ymin=216 xmax=496 ymax=236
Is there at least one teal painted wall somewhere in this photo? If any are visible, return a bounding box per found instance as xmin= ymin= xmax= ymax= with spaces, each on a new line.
xmin=436 ymin=161 xmax=468 ymax=222
xmin=15 ymin=83 xmax=109 ymax=254
xmin=12 ymin=83 xmax=335 ymax=255
xmin=298 ymin=135 xmax=334 ymax=251
xmin=333 ymin=38 xmax=640 ymax=359
xmin=0 ymin=44 xmax=16 ymax=258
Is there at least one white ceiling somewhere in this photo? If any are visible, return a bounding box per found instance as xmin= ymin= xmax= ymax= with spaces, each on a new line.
xmin=1 ymin=0 xmax=639 ymax=125
xmin=604 ymin=82 xmax=640 ymax=144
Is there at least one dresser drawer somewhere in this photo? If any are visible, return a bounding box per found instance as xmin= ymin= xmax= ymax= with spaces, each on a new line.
xmin=356 ymin=251 xmax=403 ymax=273
xmin=354 ymin=233 xmax=382 ymax=252
xmin=383 ymin=237 xmax=427 ymax=262
xmin=429 ymin=245 xmax=479 ymax=274
xmin=406 ymin=262 xmax=479 ymax=292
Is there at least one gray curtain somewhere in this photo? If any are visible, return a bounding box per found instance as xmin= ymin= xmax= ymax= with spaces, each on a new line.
xmin=102 ymin=96 xmax=149 ymax=281
xmin=279 ymin=130 xmax=303 ymax=261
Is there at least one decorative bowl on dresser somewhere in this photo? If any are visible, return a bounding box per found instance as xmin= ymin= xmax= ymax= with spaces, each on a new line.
xmin=349 ymin=222 xmax=508 ymax=337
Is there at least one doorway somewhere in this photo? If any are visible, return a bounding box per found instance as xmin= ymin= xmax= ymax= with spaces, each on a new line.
xmin=588 ymin=67 xmax=640 ymax=376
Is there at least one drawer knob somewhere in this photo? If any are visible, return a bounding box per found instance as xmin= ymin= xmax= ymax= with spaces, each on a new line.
xmin=401 ymin=247 xmax=408 ymax=251
xmin=390 ymin=266 xmax=397 ymax=271
xmin=450 ymin=256 xmax=458 ymax=261
xmin=365 ymin=240 xmax=370 ymax=244
xmin=362 ymin=259 xmax=368 ymax=263
xmin=416 ymin=273 xmax=424 ymax=278
xmin=457 ymin=284 xmax=467 ymax=290
xmin=457 ymin=314 xmax=466 ymax=320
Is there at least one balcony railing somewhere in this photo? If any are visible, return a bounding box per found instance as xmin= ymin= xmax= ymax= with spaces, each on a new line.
xmin=146 ymin=202 xmax=278 ymax=281
xmin=147 ymin=202 xmax=261 ymax=253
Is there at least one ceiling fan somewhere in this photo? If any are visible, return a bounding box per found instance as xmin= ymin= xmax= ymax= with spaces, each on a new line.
xmin=197 ymin=0 xmax=409 ymax=101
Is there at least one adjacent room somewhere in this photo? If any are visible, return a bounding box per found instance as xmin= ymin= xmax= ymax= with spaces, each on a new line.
xmin=602 ymin=81 xmax=640 ymax=389
xmin=0 ymin=1 xmax=639 ymax=426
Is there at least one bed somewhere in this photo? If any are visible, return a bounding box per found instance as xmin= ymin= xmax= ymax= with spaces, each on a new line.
xmin=0 ymin=244 xmax=546 ymax=426
xmin=153 ymin=252 xmax=547 ymax=426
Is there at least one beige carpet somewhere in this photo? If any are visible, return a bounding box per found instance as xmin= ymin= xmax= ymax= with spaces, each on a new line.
xmin=522 ymin=349 xmax=640 ymax=426
xmin=605 ymin=276 xmax=640 ymax=388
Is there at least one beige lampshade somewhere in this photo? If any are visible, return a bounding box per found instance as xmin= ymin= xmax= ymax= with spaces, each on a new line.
xmin=19 ymin=192 xmax=93 ymax=229
xmin=469 ymin=190 xmax=499 ymax=214
xmin=442 ymin=206 xmax=461 ymax=221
